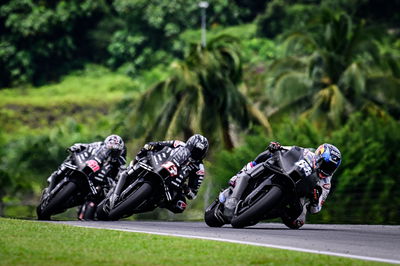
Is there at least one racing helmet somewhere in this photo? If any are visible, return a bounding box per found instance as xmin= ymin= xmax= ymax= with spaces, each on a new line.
xmin=186 ymin=134 xmax=209 ymax=161
xmin=103 ymin=134 xmax=125 ymax=160
xmin=315 ymin=143 xmax=341 ymax=178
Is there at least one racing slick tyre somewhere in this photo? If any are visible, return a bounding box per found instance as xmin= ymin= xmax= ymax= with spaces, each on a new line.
xmin=37 ymin=182 xmax=77 ymax=220
xmin=107 ymin=183 xmax=153 ymax=221
xmin=204 ymin=201 xmax=225 ymax=227
xmin=95 ymin=200 xmax=109 ymax=220
xmin=231 ymin=186 xmax=283 ymax=228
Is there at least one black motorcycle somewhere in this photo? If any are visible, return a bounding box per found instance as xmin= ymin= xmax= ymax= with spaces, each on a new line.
xmin=204 ymin=147 xmax=318 ymax=228
xmin=36 ymin=150 xmax=114 ymax=220
xmin=96 ymin=146 xmax=191 ymax=221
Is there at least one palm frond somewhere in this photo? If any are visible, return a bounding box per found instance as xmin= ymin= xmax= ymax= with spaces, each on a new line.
xmin=247 ymin=104 xmax=272 ymax=134
xmin=307 ymin=85 xmax=351 ymax=127
xmin=271 ymin=71 xmax=313 ymax=107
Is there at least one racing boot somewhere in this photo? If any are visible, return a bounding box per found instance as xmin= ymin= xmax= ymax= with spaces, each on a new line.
xmin=78 ymin=201 xmax=97 ymax=220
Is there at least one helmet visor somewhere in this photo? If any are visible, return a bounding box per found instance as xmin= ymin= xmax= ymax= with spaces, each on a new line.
xmin=191 ymin=144 xmax=206 ymax=160
xmin=318 ymin=159 xmax=338 ymax=177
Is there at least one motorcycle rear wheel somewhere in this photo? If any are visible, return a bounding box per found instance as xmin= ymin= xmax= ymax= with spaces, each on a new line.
xmin=107 ymin=182 xmax=153 ymax=221
xmin=231 ymin=186 xmax=282 ymax=228
xmin=36 ymin=182 xmax=77 ymax=220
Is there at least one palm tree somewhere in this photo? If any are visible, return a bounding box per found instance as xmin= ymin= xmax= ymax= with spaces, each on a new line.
xmin=267 ymin=9 xmax=400 ymax=127
xmin=122 ymin=35 xmax=272 ymax=149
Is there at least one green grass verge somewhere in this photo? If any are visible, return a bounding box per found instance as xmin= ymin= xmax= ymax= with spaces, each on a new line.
xmin=0 ymin=65 xmax=136 ymax=136
xmin=0 ymin=218 xmax=387 ymax=266
xmin=0 ymin=65 xmax=134 ymax=106
xmin=0 ymin=64 xmax=172 ymax=137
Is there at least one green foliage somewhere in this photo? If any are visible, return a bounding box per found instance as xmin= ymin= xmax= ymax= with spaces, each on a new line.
xmin=266 ymin=8 xmax=400 ymax=127
xmin=179 ymin=24 xmax=284 ymax=66
xmin=0 ymin=65 xmax=134 ymax=105
xmin=241 ymin=37 xmax=282 ymax=65
xmin=324 ymin=112 xmax=400 ymax=224
xmin=0 ymin=0 xmax=109 ymax=87
xmin=0 ymin=65 xmax=139 ymax=135
xmin=106 ymin=0 xmax=247 ymax=75
xmin=256 ymin=0 xmax=400 ymax=39
xmin=256 ymin=0 xmax=318 ymax=39
xmin=208 ymin=133 xmax=267 ymax=192
xmin=2 ymin=0 xmax=398 ymax=88
xmin=179 ymin=24 xmax=257 ymax=48
xmin=0 ymin=129 xmax=12 ymax=215
xmin=233 ymin=0 xmax=270 ymax=22
xmin=119 ymin=35 xmax=272 ymax=149
xmin=0 ymin=0 xmax=253 ymax=86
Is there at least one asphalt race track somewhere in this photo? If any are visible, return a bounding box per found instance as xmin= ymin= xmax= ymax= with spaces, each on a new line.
xmin=51 ymin=221 xmax=400 ymax=264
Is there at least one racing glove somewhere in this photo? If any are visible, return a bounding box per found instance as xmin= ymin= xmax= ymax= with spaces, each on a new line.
xmin=143 ymin=143 xmax=156 ymax=151
xmin=134 ymin=143 xmax=155 ymax=163
xmin=309 ymin=187 xmax=321 ymax=206
xmin=267 ymin=141 xmax=282 ymax=152
xmin=184 ymin=187 xmax=196 ymax=200
xmin=67 ymin=144 xmax=83 ymax=153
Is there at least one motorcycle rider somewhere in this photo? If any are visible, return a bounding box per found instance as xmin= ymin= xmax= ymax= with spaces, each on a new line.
xmin=224 ymin=141 xmax=341 ymax=229
xmin=46 ymin=134 xmax=126 ymax=220
xmin=129 ymin=134 xmax=209 ymax=213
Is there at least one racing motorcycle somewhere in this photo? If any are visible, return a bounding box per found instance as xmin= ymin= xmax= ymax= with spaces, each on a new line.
xmin=204 ymin=147 xmax=318 ymax=228
xmin=96 ymin=146 xmax=190 ymax=221
xmin=36 ymin=150 xmax=115 ymax=220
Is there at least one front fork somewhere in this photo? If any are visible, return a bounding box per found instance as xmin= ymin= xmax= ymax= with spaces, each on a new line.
xmin=108 ymin=172 xmax=127 ymax=209
xmin=39 ymin=177 xmax=70 ymax=211
xmin=108 ymin=166 xmax=139 ymax=209
xmin=218 ymin=187 xmax=233 ymax=204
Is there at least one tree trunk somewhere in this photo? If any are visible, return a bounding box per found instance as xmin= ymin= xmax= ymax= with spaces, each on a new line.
xmin=222 ymin=120 xmax=234 ymax=150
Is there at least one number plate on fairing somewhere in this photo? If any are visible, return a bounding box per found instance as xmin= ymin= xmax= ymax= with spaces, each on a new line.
xmin=161 ymin=161 xmax=178 ymax=176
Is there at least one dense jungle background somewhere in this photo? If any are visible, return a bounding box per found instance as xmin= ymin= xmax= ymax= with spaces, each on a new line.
xmin=1 ymin=0 xmax=399 ymax=224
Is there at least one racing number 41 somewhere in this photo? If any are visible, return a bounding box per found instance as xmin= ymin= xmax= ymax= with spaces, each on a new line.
xmin=86 ymin=160 xmax=100 ymax=172
xmin=161 ymin=161 xmax=178 ymax=176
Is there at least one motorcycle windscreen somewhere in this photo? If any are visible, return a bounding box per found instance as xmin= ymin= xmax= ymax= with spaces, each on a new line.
xmin=279 ymin=147 xmax=318 ymax=196
xmin=279 ymin=147 xmax=303 ymax=174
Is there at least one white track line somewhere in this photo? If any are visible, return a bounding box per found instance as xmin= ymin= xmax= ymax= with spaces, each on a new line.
xmin=66 ymin=224 xmax=400 ymax=264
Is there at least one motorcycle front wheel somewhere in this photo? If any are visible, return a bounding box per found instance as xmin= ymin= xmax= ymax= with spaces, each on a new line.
xmin=36 ymin=182 xmax=77 ymax=220
xmin=230 ymin=186 xmax=283 ymax=228
xmin=95 ymin=200 xmax=109 ymax=220
xmin=107 ymin=182 xmax=153 ymax=221
xmin=204 ymin=200 xmax=225 ymax=227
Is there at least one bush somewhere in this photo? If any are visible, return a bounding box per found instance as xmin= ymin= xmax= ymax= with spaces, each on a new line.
xmin=0 ymin=0 xmax=109 ymax=87
xmin=322 ymin=112 xmax=400 ymax=224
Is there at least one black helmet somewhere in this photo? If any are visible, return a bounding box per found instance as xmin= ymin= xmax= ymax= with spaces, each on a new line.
xmin=315 ymin=143 xmax=341 ymax=178
xmin=103 ymin=134 xmax=125 ymax=160
xmin=186 ymin=134 xmax=209 ymax=161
